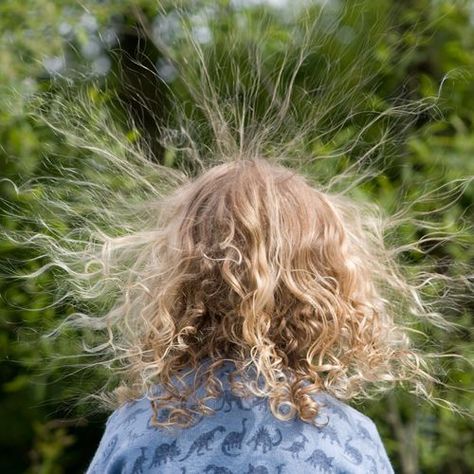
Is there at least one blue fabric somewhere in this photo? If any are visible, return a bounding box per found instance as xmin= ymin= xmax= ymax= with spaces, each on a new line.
xmin=86 ymin=361 xmax=394 ymax=473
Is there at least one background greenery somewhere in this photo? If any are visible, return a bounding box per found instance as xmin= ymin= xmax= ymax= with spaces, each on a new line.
xmin=1 ymin=1 xmax=473 ymax=473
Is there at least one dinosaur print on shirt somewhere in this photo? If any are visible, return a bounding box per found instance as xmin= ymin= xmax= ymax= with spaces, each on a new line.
xmin=149 ymin=439 xmax=181 ymax=467
xmin=179 ymin=426 xmax=226 ymax=460
xmin=221 ymin=418 xmax=247 ymax=456
xmin=282 ymin=433 xmax=308 ymax=459
xmin=246 ymin=426 xmax=282 ymax=453
xmin=85 ymin=360 xmax=395 ymax=473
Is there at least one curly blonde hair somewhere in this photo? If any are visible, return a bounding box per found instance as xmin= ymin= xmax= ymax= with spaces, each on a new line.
xmin=79 ymin=156 xmax=447 ymax=428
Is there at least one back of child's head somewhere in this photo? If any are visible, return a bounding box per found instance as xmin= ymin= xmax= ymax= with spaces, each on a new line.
xmin=106 ymin=157 xmax=431 ymax=427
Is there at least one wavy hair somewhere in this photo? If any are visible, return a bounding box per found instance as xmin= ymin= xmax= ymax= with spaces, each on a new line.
xmin=66 ymin=156 xmax=455 ymax=428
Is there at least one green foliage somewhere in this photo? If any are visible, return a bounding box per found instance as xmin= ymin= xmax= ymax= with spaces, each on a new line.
xmin=0 ymin=1 xmax=473 ymax=473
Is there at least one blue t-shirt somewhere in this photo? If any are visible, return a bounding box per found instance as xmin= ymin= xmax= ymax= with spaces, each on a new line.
xmin=86 ymin=361 xmax=394 ymax=473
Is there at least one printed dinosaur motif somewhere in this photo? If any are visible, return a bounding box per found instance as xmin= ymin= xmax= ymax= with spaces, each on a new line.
xmin=100 ymin=434 xmax=118 ymax=462
xmin=179 ymin=425 xmax=226 ymax=460
xmin=129 ymin=430 xmax=144 ymax=442
xmin=246 ymin=427 xmax=282 ymax=453
xmin=356 ymin=421 xmax=391 ymax=470
xmin=282 ymin=433 xmax=308 ymax=458
xmin=216 ymin=389 xmax=252 ymax=412
xmin=245 ymin=464 xmax=269 ymax=474
xmin=344 ymin=437 xmax=363 ymax=465
xmin=365 ymin=454 xmax=378 ymax=474
xmin=305 ymin=449 xmax=334 ymax=472
xmin=356 ymin=421 xmax=374 ymax=443
xmin=243 ymin=463 xmax=285 ymax=474
xmin=131 ymin=447 xmax=148 ymax=474
xmin=318 ymin=424 xmax=341 ymax=446
xmin=204 ymin=465 xmax=234 ymax=474
xmin=122 ymin=407 xmax=149 ymax=428
xmin=221 ymin=418 xmax=247 ymax=456
xmin=149 ymin=439 xmax=181 ymax=467
xmin=326 ymin=403 xmax=351 ymax=425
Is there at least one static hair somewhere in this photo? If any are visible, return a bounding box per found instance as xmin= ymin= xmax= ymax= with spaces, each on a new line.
xmin=106 ymin=156 xmax=436 ymax=427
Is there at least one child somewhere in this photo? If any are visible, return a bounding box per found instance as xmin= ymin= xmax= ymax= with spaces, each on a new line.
xmin=84 ymin=157 xmax=427 ymax=473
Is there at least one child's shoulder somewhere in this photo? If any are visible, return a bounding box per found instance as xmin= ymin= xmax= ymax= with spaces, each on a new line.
xmin=314 ymin=391 xmax=374 ymax=422
xmin=104 ymin=395 xmax=153 ymax=433
xmin=313 ymin=391 xmax=381 ymax=437
xmin=86 ymin=397 xmax=156 ymax=474
xmin=302 ymin=392 xmax=392 ymax=471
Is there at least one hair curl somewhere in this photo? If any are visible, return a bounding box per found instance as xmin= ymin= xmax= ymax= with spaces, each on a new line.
xmin=78 ymin=156 xmax=452 ymax=428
